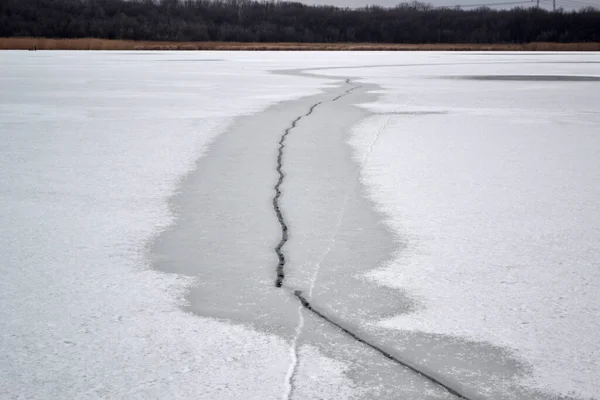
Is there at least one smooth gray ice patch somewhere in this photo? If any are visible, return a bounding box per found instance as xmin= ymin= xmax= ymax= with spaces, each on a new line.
xmin=456 ymin=75 xmax=600 ymax=82
xmin=149 ymin=72 xmax=574 ymax=400
xmin=149 ymin=80 xmax=459 ymax=399
xmin=150 ymin=93 xmax=306 ymax=337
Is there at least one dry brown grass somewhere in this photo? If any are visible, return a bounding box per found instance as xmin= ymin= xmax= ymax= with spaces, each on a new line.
xmin=2 ymin=37 xmax=600 ymax=51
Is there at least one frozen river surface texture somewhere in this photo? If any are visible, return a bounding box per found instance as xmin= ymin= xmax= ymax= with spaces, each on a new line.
xmin=1 ymin=52 xmax=599 ymax=400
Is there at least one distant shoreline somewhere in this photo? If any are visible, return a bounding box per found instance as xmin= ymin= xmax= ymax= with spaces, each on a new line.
xmin=2 ymin=37 xmax=600 ymax=51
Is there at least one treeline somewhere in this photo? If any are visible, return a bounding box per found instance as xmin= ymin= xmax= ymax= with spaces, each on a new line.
xmin=1 ymin=0 xmax=599 ymax=44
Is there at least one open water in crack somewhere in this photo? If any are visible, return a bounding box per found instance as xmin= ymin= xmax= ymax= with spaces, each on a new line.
xmin=150 ymin=70 xmax=568 ymax=400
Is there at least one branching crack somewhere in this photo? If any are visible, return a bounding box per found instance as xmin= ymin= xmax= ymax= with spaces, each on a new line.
xmin=332 ymin=79 xmax=359 ymax=102
xmin=274 ymin=101 xmax=323 ymax=288
xmin=293 ymin=291 xmax=471 ymax=400
xmin=273 ymin=80 xmax=472 ymax=400
xmin=274 ymin=79 xmax=360 ymax=288
xmin=275 ymin=80 xmax=360 ymax=400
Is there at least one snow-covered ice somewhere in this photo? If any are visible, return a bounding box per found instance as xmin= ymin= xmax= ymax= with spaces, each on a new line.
xmin=338 ymin=53 xmax=600 ymax=399
xmin=0 ymin=51 xmax=335 ymax=399
xmin=1 ymin=51 xmax=599 ymax=399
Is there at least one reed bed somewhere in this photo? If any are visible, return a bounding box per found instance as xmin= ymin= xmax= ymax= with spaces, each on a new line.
xmin=2 ymin=37 xmax=600 ymax=51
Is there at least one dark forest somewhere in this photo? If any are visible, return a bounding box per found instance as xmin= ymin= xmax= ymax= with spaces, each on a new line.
xmin=1 ymin=0 xmax=599 ymax=44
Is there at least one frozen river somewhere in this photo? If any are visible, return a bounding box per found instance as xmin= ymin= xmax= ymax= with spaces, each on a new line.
xmin=1 ymin=51 xmax=599 ymax=399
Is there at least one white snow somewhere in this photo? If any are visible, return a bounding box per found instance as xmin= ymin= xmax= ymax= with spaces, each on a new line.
xmin=0 ymin=51 xmax=341 ymax=399
xmin=337 ymin=53 xmax=600 ymax=399
xmin=2 ymin=51 xmax=599 ymax=399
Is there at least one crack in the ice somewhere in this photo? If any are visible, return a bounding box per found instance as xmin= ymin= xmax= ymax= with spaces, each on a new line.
xmin=306 ymin=101 xmax=383 ymax=301
xmin=305 ymin=88 xmax=416 ymax=301
xmin=275 ymin=82 xmax=471 ymax=400
xmin=274 ymin=101 xmax=323 ymax=288
xmin=332 ymin=79 xmax=359 ymax=102
xmin=275 ymin=79 xmax=359 ymax=289
xmin=275 ymin=80 xmax=360 ymax=400
xmin=283 ymin=304 xmax=304 ymax=400
xmin=293 ymin=291 xmax=471 ymax=400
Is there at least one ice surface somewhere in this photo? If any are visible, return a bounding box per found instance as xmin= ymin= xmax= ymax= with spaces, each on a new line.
xmin=149 ymin=78 xmax=457 ymax=399
xmin=2 ymin=51 xmax=599 ymax=399
xmin=0 ymin=51 xmax=338 ymax=399
xmin=339 ymin=53 xmax=600 ymax=399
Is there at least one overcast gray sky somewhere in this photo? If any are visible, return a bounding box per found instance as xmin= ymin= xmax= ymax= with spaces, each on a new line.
xmin=303 ymin=0 xmax=599 ymax=10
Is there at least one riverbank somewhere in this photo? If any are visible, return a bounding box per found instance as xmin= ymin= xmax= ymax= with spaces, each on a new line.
xmin=2 ymin=37 xmax=600 ymax=51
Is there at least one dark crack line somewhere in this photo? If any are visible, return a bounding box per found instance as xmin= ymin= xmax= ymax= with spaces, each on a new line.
xmin=274 ymin=100 xmax=323 ymax=288
xmin=293 ymin=290 xmax=472 ymax=400
xmin=332 ymin=79 xmax=360 ymax=102
xmin=274 ymin=79 xmax=361 ymax=400
xmin=274 ymin=80 xmax=359 ymax=288
xmin=332 ymin=86 xmax=359 ymax=102
xmin=273 ymin=79 xmax=471 ymax=400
